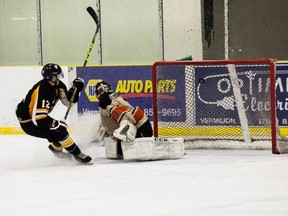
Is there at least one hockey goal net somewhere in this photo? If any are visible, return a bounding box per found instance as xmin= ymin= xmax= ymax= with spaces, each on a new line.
xmin=152 ymin=59 xmax=287 ymax=154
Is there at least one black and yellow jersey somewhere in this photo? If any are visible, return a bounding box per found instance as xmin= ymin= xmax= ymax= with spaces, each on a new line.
xmin=16 ymin=79 xmax=71 ymax=129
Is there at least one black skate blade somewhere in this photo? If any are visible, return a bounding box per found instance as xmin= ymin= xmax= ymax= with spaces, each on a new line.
xmin=52 ymin=153 xmax=73 ymax=160
xmin=73 ymin=157 xmax=93 ymax=165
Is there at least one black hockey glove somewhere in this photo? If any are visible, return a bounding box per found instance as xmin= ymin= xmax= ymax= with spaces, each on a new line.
xmin=50 ymin=119 xmax=68 ymax=132
xmin=73 ymin=77 xmax=84 ymax=91
xmin=99 ymin=93 xmax=112 ymax=109
xmin=67 ymin=78 xmax=84 ymax=103
xmin=49 ymin=119 xmax=69 ymax=141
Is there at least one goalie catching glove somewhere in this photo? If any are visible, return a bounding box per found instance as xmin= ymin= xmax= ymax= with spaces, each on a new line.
xmin=112 ymin=120 xmax=137 ymax=142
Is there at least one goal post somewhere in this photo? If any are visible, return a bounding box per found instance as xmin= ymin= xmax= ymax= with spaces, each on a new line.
xmin=151 ymin=59 xmax=286 ymax=154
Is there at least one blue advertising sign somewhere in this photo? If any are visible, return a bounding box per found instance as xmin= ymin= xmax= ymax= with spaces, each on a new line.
xmin=276 ymin=63 xmax=288 ymax=126
xmin=156 ymin=65 xmax=186 ymax=122
xmin=76 ymin=62 xmax=288 ymax=127
xmin=195 ymin=65 xmax=271 ymax=126
xmin=77 ymin=65 xmax=154 ymax=120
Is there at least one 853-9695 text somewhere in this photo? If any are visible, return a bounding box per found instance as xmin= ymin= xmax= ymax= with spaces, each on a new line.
xmin=144 ymin=108 xmax=182 ymax=117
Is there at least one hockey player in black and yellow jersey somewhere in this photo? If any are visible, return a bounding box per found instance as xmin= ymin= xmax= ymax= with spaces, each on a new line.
xmin=16 ymin=63 xmax=92 ymax=164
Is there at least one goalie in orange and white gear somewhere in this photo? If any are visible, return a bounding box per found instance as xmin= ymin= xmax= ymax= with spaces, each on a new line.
xmin=94 ymin=81 xmax=185 ymax=161
xmin=94 ymin=81 xmax=153 ymax=142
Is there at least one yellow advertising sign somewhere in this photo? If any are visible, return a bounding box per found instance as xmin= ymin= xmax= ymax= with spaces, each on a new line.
xmin=85 ymin=79 xmax=103 ymax=102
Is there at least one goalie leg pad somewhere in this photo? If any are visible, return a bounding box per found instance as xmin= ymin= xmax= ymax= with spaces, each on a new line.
xmin=121 ymin=137 xmax=185 ymax=161
xmin=104 ymin=137 xmax=118 ymax=159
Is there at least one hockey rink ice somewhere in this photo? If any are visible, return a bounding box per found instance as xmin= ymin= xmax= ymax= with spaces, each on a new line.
xmin=1 ymin=135 xmax=288 ymax=216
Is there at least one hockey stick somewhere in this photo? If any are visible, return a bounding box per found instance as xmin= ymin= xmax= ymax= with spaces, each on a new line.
xmin=64 ymin=6 xmax=100 ymax=120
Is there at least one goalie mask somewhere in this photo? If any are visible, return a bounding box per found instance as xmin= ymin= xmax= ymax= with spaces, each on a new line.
xmin=41 ymin=63 xmax=64 ymax=80
xmin=95 ymin=81 xmax=113 ymax=98
xmin=113 ymin=120 xmax=137 ymax=143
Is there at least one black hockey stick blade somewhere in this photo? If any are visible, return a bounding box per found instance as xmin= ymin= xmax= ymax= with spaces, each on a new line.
xmin=87 ymin=6 xmax=100 ymax=32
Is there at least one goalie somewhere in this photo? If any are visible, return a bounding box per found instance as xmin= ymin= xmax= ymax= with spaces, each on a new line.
xmin=94 ymin=81 xmax=153 ymax=156
xmin=94 ymin=81 xmax=184 ymax=160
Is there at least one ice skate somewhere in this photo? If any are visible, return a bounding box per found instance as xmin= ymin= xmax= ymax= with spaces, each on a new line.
xmin=73 ymin=152 xmax=93 ymax=164
xmin=48 ymin=144 xmax=73 ymax=160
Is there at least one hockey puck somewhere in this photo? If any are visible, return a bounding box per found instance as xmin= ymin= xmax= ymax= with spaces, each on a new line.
xmin=199 ymin=78 xmax=204 ymax=84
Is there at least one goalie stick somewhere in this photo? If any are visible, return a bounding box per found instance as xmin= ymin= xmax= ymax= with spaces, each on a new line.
xmin=64 ymin=6 xmax=101 ymax=120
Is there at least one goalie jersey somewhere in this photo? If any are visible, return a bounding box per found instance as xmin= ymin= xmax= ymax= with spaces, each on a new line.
xmin=98 ymin=92 xmax=149 ymax=136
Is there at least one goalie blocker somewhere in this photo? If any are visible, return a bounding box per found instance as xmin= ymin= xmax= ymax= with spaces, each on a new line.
xmin=104 ymin=137 xmax=185 ymax=161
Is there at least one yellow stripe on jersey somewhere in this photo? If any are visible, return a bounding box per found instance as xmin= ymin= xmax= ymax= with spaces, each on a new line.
xmin=36 ymin=108 xmax=49 ymax=117
xmin=29 ymin=85 xmax=40 ymax=117
xmin=37 ymin=108 xmax=49 ymax=112
xmin=28 ymin=85 xmax=50 ymax=125
xmin=19 ymin=119 xmax=32 ymax=123
xmin=35 ymin=114 xmax=48 ymax=121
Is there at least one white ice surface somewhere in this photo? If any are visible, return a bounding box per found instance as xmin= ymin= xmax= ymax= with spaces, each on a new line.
xmin=1 ymin=135 xmax=288 ymax=216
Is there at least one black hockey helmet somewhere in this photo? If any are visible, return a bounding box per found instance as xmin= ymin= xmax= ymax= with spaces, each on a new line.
xmin=41 ymin=63 xmax=64 ymax=80
xmin=95 ymin=81 xmax=113 ymax=98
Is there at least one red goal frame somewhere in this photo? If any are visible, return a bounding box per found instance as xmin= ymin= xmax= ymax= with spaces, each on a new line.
xmin=152 ymin=59 xmax=278 ymax=154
